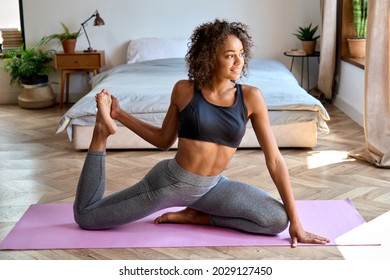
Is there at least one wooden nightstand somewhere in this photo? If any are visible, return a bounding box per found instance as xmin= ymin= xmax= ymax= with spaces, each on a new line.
xmin=54 ymin=51 xmax=105 ymax=108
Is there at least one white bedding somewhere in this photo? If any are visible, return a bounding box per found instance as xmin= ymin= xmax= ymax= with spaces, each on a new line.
xmin=56 ymin=58 xmax=330 ymax=143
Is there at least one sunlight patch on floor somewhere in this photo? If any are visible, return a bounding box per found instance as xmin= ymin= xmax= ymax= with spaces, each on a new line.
xmin=306 ymin=150 xmax=356 ymax=169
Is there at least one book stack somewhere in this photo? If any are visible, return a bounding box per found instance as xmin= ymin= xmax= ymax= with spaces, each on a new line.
xmin=1 ymin=29 xmax=23 ymax=51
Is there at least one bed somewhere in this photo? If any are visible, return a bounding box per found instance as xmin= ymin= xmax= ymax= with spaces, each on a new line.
xmin=55 ymin=38 xmax=330 ymax=150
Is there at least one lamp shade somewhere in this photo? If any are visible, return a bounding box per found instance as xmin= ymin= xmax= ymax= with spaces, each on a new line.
xmin=93 ymin=11 xmax=105 ymax=26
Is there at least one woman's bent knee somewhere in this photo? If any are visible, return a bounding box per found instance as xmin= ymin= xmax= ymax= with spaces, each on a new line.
xmin=73 ymin=210 xmax=101 ymax=230
xmin=269 ymin=204 xmax=289 ymax=235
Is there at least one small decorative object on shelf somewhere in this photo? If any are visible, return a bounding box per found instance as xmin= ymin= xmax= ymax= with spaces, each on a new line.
xmin=285 ymin=49 xmax=306 ymax=56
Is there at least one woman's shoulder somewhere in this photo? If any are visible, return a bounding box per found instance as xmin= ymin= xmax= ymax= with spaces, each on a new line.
xmin=240 ymin=84 xmax=263 ymax=99
xmin=174 ymin=79 xmax=193 ymax=89
xmin=239 ymin=83 xmax=266 ymax=113
xmin=171 ymin=80 xmax=195 ymax=109
xmin=171 ymin=80 xmax=193 ymax=95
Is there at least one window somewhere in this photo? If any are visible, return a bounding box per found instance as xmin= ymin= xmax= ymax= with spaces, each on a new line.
xmin=0 ymin=0 xmax=24 ymax=54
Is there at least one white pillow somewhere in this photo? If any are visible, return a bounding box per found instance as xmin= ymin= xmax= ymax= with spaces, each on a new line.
xmin=126 ymin=38 xmax=189 ymax=64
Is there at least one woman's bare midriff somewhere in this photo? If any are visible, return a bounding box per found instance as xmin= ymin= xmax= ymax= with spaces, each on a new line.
xmin=175 ymin=138 xmax=236 ymax=176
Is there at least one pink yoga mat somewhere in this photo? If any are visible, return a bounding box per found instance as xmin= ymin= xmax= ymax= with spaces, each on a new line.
xmin=0 ymin=200 xmax=368 ymax=250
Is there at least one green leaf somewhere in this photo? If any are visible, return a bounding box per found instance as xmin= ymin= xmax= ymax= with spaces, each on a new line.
xmin=293 ymin=23 xmax=320 ymax=41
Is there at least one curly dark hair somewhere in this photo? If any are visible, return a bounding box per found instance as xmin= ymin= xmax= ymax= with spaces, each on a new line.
xmin=186 ymin=19 xmax=253 ymax=89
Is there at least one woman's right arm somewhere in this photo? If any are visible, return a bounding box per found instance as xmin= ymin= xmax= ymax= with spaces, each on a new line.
xmin=109 ymin=83 xmax=182 ymax=151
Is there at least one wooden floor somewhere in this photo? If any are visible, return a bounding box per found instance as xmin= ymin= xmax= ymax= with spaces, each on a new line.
xmin=0 ymin=103 xmax=389 ymax=260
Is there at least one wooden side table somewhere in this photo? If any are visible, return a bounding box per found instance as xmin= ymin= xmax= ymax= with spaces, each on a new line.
xmin=54 ymin=51 xmax=105 ymax=108
xmin=283 ymin=50 xmax=320 ymax=91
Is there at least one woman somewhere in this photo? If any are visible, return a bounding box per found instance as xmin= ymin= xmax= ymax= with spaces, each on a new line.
xmin=74 ymin=19 xmax=329 ymax=247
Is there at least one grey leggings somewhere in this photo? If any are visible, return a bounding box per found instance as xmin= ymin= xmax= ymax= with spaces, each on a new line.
xmin=74 ymin=151 xmax=288 ymax=235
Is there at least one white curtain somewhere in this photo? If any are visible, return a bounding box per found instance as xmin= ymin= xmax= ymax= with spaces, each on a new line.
xmin=349 ymin=0 xmax=390 ymax=168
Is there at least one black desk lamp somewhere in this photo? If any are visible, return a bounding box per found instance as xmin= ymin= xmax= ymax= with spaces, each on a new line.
xmin=81 ymin=10 xmax=105 ymax=52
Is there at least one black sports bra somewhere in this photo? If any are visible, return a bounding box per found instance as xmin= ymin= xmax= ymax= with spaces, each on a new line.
xmin=178 ymin=84 xmax=248 ymax=148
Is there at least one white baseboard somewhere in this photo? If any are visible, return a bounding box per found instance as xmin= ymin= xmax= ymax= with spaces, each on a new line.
xmin=333 ymin=96 xmax=364 ymax=127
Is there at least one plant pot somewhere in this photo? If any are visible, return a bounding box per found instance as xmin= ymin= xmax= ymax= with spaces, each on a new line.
xmin=301 ymin=40 xmax=317 ymax=55
xmin=347 ymin=38 xmax=366 ymax=58
xmin=18 ymin=81 xmax=56 ymax=109
xmin=61 ymin=39 xmax=77 ymax=53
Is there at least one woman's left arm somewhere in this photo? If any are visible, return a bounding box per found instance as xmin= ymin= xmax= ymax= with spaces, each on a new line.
xmin=244 ymin=85 xmax=329 ymax=247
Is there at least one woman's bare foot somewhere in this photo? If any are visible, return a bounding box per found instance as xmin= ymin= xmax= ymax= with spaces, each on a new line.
xmin=95 ymin=89 xmax=117 ymax=136
xmin=88 ymin=89 xmax=118 ymax=152
xmin=154 ymin=207 xmax=211 ymax=225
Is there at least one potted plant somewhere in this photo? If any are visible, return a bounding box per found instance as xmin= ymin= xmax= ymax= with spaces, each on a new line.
xmin=347 ymin=0 xmax=368 ymax=58
xmin=2 ymin=38 xmax=56 ymax=109
xmin=42 ymin=22 xmax=82 ymax=53
xmin=293 ymin=23 xmax=320 ymax=55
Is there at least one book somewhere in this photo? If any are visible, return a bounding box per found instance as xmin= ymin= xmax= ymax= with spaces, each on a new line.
xmin=285 ymin=49 xmax=306 ymax=56
xmin=1 ymin=30 xmax=22 ymax=36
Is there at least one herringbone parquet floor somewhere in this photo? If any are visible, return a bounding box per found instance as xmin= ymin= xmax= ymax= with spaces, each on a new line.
xmin=0 ymin=103 xmax=389 ymax=260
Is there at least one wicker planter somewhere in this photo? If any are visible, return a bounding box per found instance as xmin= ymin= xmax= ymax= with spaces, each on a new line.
xmin=18 ymin=76 xmax=56 ymax=109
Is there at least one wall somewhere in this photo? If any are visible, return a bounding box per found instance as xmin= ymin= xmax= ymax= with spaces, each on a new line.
xmin=1 ymin=0 xmax=321 ymax=104
xmin=334 ymin=62 xmax=364 ymax=127
xmin=0 ymin=60 xmax=19 ymax=104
